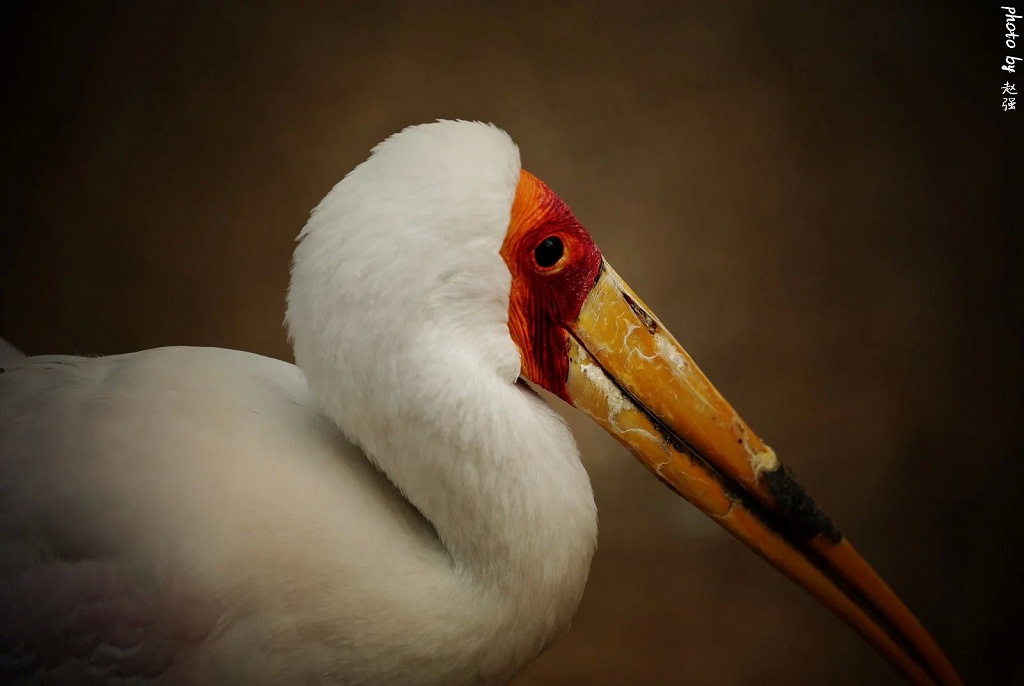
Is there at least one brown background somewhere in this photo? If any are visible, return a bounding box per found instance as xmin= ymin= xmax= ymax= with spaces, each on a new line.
xmin=1 ymin=3 xmax=1020 ymax=684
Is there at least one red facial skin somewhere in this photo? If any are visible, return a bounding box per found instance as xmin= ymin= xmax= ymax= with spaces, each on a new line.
xmin=500 ymin=170 xmax=603 ymax=403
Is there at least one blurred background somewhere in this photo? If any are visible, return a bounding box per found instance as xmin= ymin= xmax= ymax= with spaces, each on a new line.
xmin=1 ymin=2 xmax=1019 ymax=684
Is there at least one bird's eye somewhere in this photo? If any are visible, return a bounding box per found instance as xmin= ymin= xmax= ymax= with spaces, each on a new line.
xmin=534 ymin=236 xmax=564 ymax=269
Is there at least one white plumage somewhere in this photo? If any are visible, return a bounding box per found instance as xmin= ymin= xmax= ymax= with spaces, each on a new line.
xmin=0 ymin=122 xmax=596 ymax=684
xmin=0 ymin=120 xmax=963 ymax=686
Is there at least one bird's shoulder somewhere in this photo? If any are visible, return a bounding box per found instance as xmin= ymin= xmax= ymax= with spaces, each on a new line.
xmin=1 ymin=345 xmax=442 ymax=564
xmin=0 ymin=347 xmax=451 ymax=683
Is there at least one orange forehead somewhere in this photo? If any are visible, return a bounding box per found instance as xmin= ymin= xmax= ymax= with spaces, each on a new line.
xmin=505 ymin=170 xmax=550 ymax=248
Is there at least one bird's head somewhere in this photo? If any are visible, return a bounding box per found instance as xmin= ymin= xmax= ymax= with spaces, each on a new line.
xmin=287 ymin=120 xmax=960 ymax=686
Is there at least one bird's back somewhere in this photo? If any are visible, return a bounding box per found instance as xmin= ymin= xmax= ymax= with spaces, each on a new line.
xmin=0 ymin=347 xmax=461 ymax=684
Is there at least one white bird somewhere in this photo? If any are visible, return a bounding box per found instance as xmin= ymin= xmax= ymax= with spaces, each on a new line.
xmin=0 ymin=121 xmax=961 ymax=685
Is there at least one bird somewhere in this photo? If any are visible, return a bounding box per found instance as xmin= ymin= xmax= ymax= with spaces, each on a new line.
xmin=0 ymin=120 xmax=962 ymax=685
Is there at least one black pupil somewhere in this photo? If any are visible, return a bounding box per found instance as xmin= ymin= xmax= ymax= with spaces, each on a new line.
xmin=534 ymin=236 xmax=564 ymax=268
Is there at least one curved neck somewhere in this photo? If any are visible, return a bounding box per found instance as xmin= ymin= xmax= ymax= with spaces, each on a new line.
xmin=362 ymin=351 xmax=596 ymax=601
xmin=302 ymin=323 xmax=597 ymax=631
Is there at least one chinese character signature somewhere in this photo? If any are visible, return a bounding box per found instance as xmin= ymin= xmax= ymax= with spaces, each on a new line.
xmin=1002 ymin=82 xmax=1017 ymax=110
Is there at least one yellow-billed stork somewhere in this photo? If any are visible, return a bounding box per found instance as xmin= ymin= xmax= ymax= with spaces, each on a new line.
xmin=0 ymin=121 xmax=961 ymax=685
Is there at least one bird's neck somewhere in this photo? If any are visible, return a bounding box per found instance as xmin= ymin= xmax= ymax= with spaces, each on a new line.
xmin=388 ymin=370 xmax=594 ymax=597
xmin=307 ymin=325 xmax=597 ymax=639
xmin=422 ymin=377 xmax=597 ymax=598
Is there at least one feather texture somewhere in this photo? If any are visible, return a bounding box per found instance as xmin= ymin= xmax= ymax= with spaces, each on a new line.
xmin=0 ymin=122 xmax=598 ymax=685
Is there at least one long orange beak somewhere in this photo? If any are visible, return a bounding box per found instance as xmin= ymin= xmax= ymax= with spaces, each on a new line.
xmin=564 ymin=259 xmax=962 ymax=686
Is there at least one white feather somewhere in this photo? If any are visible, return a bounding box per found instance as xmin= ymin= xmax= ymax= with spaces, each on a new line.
xmin=0 ymin=121 xmax=597 ymax=685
